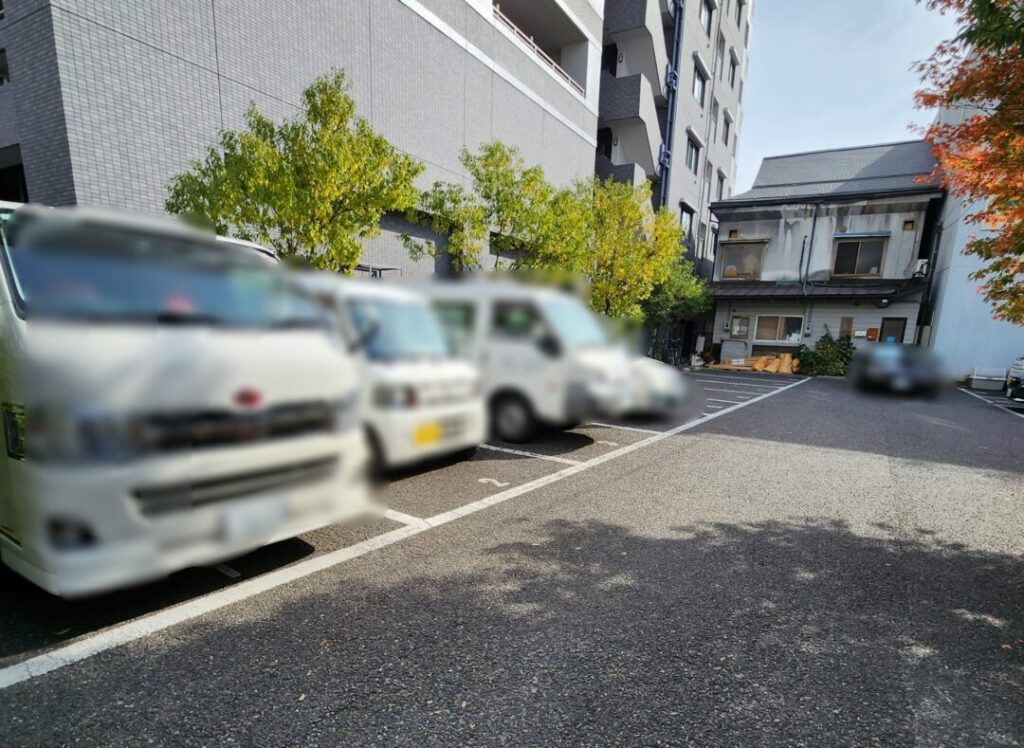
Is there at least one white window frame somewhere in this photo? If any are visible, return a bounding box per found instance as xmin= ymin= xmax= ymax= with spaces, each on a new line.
xmin=685 ymin=137 xmax=701 ymax=175
xmin=692 ymin=65 xmax=707 ymax=107
xmin=701 ymin=0 xmax=714 ymax=36
xmin=754 ymin=315 xmax=805 ymax=345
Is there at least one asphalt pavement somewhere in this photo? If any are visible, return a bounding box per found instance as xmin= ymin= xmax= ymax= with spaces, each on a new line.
xmin=1 ymin=373 xmax=1022 ymax=747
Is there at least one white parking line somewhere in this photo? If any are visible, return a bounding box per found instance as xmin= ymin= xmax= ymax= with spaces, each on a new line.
xmin=705 ymin=405 xmax=724 ymax=410
xmin=703 ymin=388 xmax=757 ymax=396
xmin=959 ymin=387 xmax=1024 ymax=421
xmin=212 ymin=564 xmax=240 ymax=579
xmin=707 ymin=398 xmax=747 ymax=405
xmin=382 ymin=509 xmax=430 ymax=528
xmin=0 ymin=377 xmax=810 ymax=692
xmin=479 ymin=444 xmax=582 ymax=465
xmin=690 ymin=374 xmax=796 ymax=386
xmin=586 ymin=421 xmax=663 ymax=435
xmin=693 ymin=378 xmax=782 ymax=389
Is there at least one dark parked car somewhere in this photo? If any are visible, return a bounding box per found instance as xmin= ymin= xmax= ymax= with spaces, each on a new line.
xmin=1006 ymin=355 xmax=1024 ymax=404
xmin=848 ymin=343 xmax=941 ymax=395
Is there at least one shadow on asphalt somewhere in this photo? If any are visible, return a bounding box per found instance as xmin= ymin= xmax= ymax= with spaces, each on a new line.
xmin=7 ymin=518 xmax=1022 ymax=745
xmin=696 ymin=378 xmax=1024 ymax=474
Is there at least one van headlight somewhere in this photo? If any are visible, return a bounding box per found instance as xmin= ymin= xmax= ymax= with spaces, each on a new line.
xmin=334 ymin=392 xmax=360 ymax=432
xmin=373 ymin=384 xmax=418 ymax=409
xmin=27 ymin=407 xmax=139 ymax=462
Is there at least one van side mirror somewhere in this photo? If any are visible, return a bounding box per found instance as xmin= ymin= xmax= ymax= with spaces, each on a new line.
xmin=537 ymin=334 xmax=562 ymax=358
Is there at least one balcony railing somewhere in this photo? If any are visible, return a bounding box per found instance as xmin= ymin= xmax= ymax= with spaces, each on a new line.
xmin=493 ymin=4 xmax=584 ymax=96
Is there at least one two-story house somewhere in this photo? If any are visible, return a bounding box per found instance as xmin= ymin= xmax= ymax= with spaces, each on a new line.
xmin=706 ymin=140 xmax=944 ymax=361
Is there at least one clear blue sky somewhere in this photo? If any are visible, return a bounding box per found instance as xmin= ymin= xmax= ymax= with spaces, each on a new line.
xmin=735 ymin=0 xmax=960 ymax=192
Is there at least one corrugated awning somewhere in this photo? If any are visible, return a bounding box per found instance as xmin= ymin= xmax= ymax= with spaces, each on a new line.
xmin=711 ymin=280 xmax=924 ymax=299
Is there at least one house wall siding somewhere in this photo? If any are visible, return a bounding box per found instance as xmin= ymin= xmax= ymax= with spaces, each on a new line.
xmin=715 ymin=199 xmax=933 ymax=282
xmin=713 ymin=299 xmax=922 ymax=354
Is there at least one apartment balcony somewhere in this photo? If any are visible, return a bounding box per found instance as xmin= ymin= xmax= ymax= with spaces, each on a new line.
xmin=598 ymin=72 xmax=663 ymax=176
xmin=604 ymin=0 xmax=669 ymax=102
xmin=595 ymin=153 xmax=647 ymax=186
xmin=493 ymin=1 xmax=588 ymax=96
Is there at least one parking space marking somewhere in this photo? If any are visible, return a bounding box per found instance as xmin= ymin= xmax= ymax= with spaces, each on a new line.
xmin=587 ymin=422 xmax=663 ymax=435
xmin=0 ymin=376 xmax=809 ymax=692
xmin=479 ymin=444 xmax=582 ymax=465
xmin=690 ymin=373 xmax=795 ymax=386
xmin=213 ymin=564 xmax=240 ymax=579
xmin=959 ymin=387 xmax=1024 ymax=421
xmin=382 ymin=509 xmax=430 ymax=528
xmin=703 ymin=388 xmax=757 ymax=396
xmin=707 ymin=398 xmax=747 ymax=405
xmin=693 ymin=377 xmax=782 ymax=389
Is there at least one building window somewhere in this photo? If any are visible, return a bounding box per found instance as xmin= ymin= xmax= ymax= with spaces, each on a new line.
xmin=717 ymin=173 xmax=726 ymax=201
xmin=839 ymin=316 xmax=855 ymax=339
xmin=719 ymin=242 xmax=763 ymax=279
xmin=736 ymin=0 xmax=745 ymax=26
xmin=722 ymin=115 xmax=732 ymax=146
xmin=744 ymin=21 xmax=750 ymax=47
xmin=833 ymin=238 xmax=885 ymax=276
xmin=739 ymin=79 xmax=744 ymax=103
xmin=692 ymin=65 xmax=707 ymax=107
xmin=703 ymin=162 xmax=713 ymax=204
xmin=0 ymin=49 xmax=8 ymax=86
xmin=756 ymin=315 xmax=803 ymax=344
xmin=729 ymin=55 xmax=738 ymax=88
xmin=700 ymin=0 xmax=713 ymax=36
xmin=715 ymin=34 xmax=726 ymax=79
xmin=679 ymin=203 xmax=695 ymax=241
xmin=733 ymin=132 xmax=739 ymax=157
xmin=0 ymin=1 xmax=5 ymax=21
xmin=729 ymin=315 xmax=750 ymax=339
xmin=709 ymin=100 xmax=719 ymax=143
xmin=698 ymin=221 xmax=708 ymax=256
xmin=723 ymin=0 xmax=731 ymax=17
xmin=685 ymin=137 xmax=700 ymax=175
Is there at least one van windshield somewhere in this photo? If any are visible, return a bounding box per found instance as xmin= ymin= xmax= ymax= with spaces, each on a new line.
xmin=349 ymin=298 xmax=450 ymax=362
xmin=541 ymin=297 xmax=608 ymax=348
xmin=1 ymin=218 xmax=325 ymax=328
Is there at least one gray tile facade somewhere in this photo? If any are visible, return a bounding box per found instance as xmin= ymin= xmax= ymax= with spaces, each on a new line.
xmin=0 ymin=0 xmax=601 ymax=276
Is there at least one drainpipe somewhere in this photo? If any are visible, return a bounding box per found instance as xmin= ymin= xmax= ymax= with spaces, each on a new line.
xmin=803 ymin=203 xmax=820 ymax=295
xmin=658 ymin=0 xmax=685 ymax=209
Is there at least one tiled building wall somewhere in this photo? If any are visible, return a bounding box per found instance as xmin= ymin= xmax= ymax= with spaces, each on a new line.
xmin=0 ymin=0 xmax=599 ymax=275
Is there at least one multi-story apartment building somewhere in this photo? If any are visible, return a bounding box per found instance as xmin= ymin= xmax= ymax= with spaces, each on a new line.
xmin=0 ymin=0 xmax=603 ymax=274
xmin=597 ymin=0 xmax=752 ymax=275
xmin=707 ymin=140 xmax=945 ymax=361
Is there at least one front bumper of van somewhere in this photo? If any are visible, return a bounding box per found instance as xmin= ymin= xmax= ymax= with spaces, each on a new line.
xmin=0 ymin=430 xmax=371 ymax=597
xmin=565 ymin=379 xmax=631 ymax=422
xmin=372 ymin=398 xmax=486 ymax=468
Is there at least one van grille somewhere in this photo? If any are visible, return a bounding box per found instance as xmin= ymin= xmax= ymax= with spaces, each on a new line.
xmin=137 ymin=401 xmax=334 ymax=453
xmin=131 ymin=456 xmax=338 ymax=516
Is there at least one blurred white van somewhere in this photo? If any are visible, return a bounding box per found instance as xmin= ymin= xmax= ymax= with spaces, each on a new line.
xmin=421 ymin=280 xmax=633 ymax=442
xmin=0 ymin=205 xmax=369 ymax=596
xmin=299 ymin=275 xmax=485 ymax=470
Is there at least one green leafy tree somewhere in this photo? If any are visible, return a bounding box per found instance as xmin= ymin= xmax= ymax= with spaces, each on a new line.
xmin=166 ymin=70 xmax=423 ymax=271
xmin=642 ymin=258 xmax=712 ymax=330
xmin=581 ymin=178 xmax=684 ymax=320
xmin=403 ymin=142 xmax=588 ymax=272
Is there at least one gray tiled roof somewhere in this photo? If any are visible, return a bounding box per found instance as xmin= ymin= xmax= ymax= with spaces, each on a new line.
xmin=719 ymin=140 xmax=940 ymax=205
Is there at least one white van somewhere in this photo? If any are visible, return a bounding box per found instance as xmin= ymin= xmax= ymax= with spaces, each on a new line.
xmin=421 ymin=280 xmax=633 ymax=443
xmin=0 ymin=205 xmax=370 ymax=596
xmin=300 ymin=275 xmax=485 ymax=470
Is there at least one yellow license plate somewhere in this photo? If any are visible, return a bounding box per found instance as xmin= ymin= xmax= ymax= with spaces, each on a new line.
xmin=413 ymin=422 xmax=443 ymax=446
